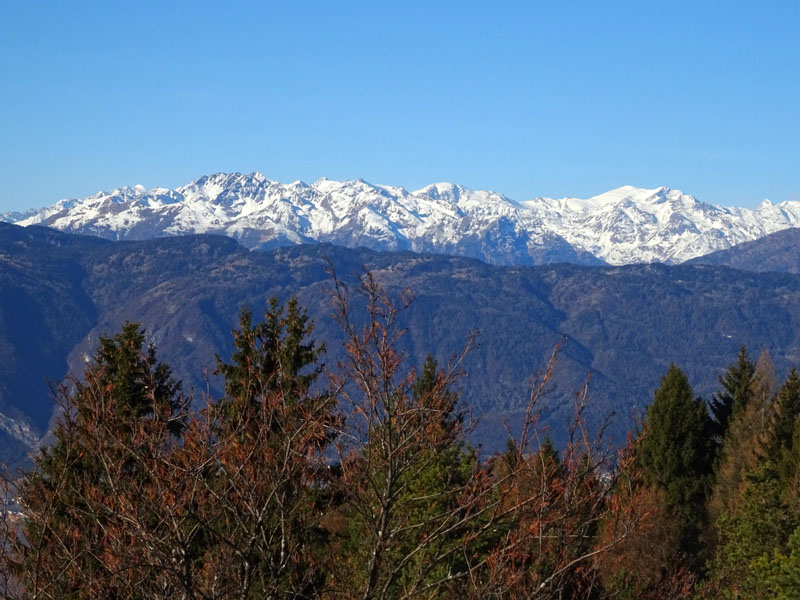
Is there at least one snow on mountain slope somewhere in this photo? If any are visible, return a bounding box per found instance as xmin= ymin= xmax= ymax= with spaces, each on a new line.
xmin=520 ymin=185 xmax=800 ymax=264
xmin=11 ymin=173 xmax=800 ymax=265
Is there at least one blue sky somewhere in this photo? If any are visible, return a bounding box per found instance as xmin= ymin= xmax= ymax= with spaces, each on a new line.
xmin=2 ymin=1 xmax=798 ymax=212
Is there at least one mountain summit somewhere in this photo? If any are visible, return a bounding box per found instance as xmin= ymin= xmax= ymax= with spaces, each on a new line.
xmin=5 ymin=173 xmax=800 ymax=265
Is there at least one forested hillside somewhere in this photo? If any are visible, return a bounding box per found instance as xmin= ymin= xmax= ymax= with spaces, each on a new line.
xmin=688 ymin=227 xmax=800 ymax=274
xmin=5 ymin=223 xmax=800 ymax=464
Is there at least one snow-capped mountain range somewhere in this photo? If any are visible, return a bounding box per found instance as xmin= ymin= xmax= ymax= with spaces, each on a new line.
xmin=4 ymin=172 xmax=800 ymax=266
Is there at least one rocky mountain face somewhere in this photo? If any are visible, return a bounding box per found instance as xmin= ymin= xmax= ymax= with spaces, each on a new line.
xmin=4 ymin=223 xmax=800 ymax=465
xmin=5 ymin=173 xmax=800 ymax=265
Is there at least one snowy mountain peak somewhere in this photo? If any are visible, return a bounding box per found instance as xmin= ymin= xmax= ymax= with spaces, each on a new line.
xmin=9 ymin=174 xmax=800 ymax=266
xmin=585 ymin=185 xmax=671 ymax=206
xmin=414 ymin=182 xmax=462 ymax=199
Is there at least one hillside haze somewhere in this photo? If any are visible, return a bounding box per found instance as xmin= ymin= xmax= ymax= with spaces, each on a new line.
xmin=5 ymin=173 xmax=800 ymax=266
xmin=3 ymin=222 xmax=800 ymax=465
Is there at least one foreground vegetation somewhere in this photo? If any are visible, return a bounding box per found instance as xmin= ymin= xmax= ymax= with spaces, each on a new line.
xmin=1 ymin=271 xmax=799 ymax=599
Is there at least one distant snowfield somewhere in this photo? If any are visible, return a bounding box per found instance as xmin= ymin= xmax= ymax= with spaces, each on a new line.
xmin=4 ymin=172 xmax=800 ymax=266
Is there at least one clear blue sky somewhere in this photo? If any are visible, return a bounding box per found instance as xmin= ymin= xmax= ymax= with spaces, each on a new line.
xmin=2 ymin=1 xmax=798 ymax=212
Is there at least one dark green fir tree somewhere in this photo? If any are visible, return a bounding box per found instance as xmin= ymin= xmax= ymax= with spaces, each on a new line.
xmin=709 ymin=345 xmax=754 ymax=441
xmin=638 ymin=364 xmax=714 ymax=556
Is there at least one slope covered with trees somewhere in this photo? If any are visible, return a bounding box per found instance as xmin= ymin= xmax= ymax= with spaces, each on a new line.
xmin=688 ymin=227 xmax=800 ymax=274
xmin=6 ymin=223 xmax=800 ymax=463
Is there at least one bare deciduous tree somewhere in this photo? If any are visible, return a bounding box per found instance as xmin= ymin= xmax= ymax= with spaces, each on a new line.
xmin=325 ymin=266 xmax=648 ymax=600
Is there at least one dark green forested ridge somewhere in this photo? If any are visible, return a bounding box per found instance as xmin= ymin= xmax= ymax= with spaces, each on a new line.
xmin=5 ymin=222 xmax=800 ymax=463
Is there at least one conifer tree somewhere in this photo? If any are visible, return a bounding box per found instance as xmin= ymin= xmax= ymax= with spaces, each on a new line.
xmin=214 ymin=298 xmax=324 ymax=427
xmin=705 ymin=362 xmax=800 ymax=598
xmin=638 ymin=364 xmax=713 ymax=556
xmin=391 ymin=355 xmax=481 ymax=596
xmin=202 ymin=298 xmax=337 ymax=598
xmin=5 ymin=322 xmax=187 ymax=598
xmin=766 ymin=367 xmax=800 ymax=491
xmin=706 ymin=464 xmax=795 ymax=598
xmin=750 ymin=526 xmax=800 ymax=599
xmin=750 ymin=349 xmax=778 ymax=431
xmin=708 ymin=351 xmax=777 ymax=525
xmin=709 ymin=345 xmax=754 ymax=441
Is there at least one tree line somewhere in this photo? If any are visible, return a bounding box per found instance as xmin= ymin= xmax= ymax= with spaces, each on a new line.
xmin=1 ymin=270 xmax=799 ymax=599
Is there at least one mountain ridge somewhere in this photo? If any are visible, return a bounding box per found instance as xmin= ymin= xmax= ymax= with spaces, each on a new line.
xmin=4 ymin=222 xmax=800 ymax=464
xmin=5 ymin=173 xmax=800 ymax=266
xmin=688 ymin=227 xmax=800 ymax=273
